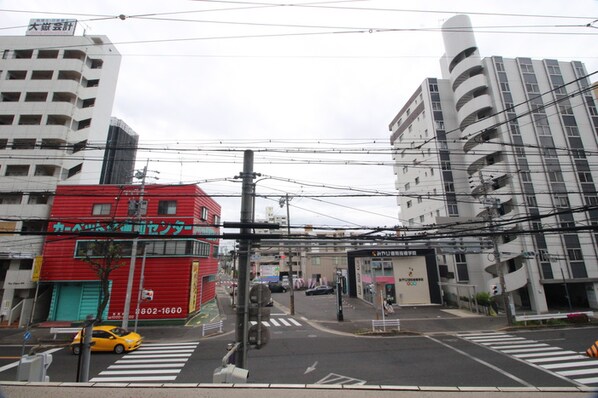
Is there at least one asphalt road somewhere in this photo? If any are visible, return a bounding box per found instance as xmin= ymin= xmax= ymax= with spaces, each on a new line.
xmin=2 ymin=309 xmax=598 ymax=388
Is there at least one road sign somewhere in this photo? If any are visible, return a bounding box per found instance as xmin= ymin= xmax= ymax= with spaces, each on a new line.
xmin=24 ymin=331 xmax=31 ymax=341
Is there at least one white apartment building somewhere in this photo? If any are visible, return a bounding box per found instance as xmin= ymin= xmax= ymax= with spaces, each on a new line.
xmin=390 ymin=15 xmax=598 ymax=313
xmin=0 ymin=20 xmax=122 ymax=324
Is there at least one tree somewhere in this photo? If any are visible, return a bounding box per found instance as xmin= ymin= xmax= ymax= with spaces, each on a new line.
xmin=83 ymin=239 xmax=126 ymax=322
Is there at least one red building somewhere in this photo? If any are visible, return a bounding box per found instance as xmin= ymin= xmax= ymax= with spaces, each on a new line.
xmin=41 ymin=184 xmax=221 ymax=323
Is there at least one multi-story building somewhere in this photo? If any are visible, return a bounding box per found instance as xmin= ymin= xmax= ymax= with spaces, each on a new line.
xmin=41 ymin=184 xmax=221 ymax=323
xmin=389 ymin=15 xmax=598 ymax=313
xmin=100 ymin=117 xmax=138 ymax=185
xmin=0 ymin=20 xmax=126 ymax=325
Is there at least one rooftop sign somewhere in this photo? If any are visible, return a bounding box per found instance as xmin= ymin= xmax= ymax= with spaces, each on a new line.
xmin=27 ymin=19 xmax=77 ymax=36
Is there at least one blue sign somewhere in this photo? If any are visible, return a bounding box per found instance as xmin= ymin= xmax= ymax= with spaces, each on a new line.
xmin=24 ymin=331 xmax=31 ymax=341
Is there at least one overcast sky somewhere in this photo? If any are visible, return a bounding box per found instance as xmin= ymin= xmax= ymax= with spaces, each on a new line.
xmin=2 ymin=0 xmax=597 ymax=242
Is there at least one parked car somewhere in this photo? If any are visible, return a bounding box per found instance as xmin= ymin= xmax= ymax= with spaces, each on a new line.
xmin=70 ymin=325 xmax=143 ymax=355
xmin=268 ymin=282 xmax=287 ymax=293
xmin=305 ymin=285 xmax=335 ymax=296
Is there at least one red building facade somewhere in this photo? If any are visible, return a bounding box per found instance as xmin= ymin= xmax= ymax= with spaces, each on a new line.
xmin=41 ymin=184 xmax=221 ymax=323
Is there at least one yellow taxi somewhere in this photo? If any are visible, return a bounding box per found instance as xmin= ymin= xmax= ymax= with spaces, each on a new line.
xmin=70 ymin=325 xmax=143 ymax=355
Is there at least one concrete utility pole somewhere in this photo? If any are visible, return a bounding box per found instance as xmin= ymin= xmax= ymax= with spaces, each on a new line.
xmin=235 ymin=150 xmax=256 ymax=369
xmin=477 ymin=173 xmax=513 ymax=326
xmin=122 ymin=162 xmax=147 ymax=329
xmin=279 ymin=193 xmax=295 ymax=315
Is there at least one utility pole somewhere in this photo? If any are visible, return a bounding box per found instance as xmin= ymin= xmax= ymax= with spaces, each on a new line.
xmin=122 ymin=162 xmax=147 ymax=329
xmin=235 ymin=150 xmax=256 ymax=369
xmin=477 ymin=173 xmax=513 ymax=326
xmin=279 ymin=194 xmax=295 ymax=315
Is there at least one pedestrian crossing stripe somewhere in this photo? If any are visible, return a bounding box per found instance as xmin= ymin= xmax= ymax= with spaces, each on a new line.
xmin=250 ymin=317 xmax=302 ymax=327
xmin=458 ymin=333 xmax=598 ymax=386
xmin=90 ymin=342 xmax=199 ymax=383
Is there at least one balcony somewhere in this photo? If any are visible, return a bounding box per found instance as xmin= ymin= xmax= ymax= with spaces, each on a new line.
xmin=450 ymin=56 xmax=483 ymax=91
xmin=454 ymin=74 xmax=488 ymax=111
xmin=457 ymin=94 xmax=493 ymax=130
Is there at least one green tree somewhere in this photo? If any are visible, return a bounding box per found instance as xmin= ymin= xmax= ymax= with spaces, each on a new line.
xmin=83 ymin=239 xmax=126 ymax=322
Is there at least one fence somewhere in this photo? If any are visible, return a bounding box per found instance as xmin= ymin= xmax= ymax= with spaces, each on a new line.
xmin=371 ymin=319 xmax=400 ymax=332
xmin=202 ymin=320 xmax=224 ymax=336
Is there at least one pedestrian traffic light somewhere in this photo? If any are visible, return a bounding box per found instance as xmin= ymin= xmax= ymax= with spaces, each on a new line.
xmin=141 ymin=289 xmax=154 ymax=301
xmin=490 ymin=284 xmax=499 ymax=296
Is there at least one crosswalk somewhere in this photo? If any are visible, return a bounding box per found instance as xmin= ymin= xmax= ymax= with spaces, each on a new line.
xmin=251 ymin=316 xmax=302 ymax=328
xmin=458 ymin=332 xmax=598 ymax=386
xmin=90 ymin=342 xmax=199 ymax=383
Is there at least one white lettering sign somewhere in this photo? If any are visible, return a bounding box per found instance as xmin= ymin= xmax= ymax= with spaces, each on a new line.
xmin=27 ymin=19 xmax=77 ymax=36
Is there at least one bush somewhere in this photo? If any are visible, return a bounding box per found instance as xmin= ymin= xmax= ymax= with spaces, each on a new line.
xmin=567 ymin=313 xmax=589 ymax=324
xmin=476 ymin=292 xmax=492 ymax=307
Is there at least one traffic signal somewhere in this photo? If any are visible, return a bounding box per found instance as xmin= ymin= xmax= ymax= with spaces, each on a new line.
xmin=141 ymin=289 xmax=154 ymax=301
xmin=490 ymin=284 xmax=499 ymax=296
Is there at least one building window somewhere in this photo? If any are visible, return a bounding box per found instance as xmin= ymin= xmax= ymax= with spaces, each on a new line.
xmin=567 ymin=249 xmax=583 ymax=261
xmin=417 ymin=196 xmax=423 ymax=204
xmin=34 ymin=165 xmax=57 ymax=176
xmin=28 ymin=193 xmax=50 ymax=204
xmin=5 ymin=165 xmax=29 ymax=176
xmin=67 ymin=163 xmax=82 ymax=177
xmin=526 ymin=195 xmax=538 ymax=207
xmin=158 ymin=200 xmax=177 ymax=215
xmin=31 ymin=70 xmax=53 ymax=80
xmin=0 ymin=193 xmax=23 ymax=204
xmin=578 ymin=172 xmax=593 ymax=183
xmin=548 ymin=171 xmax=564 ymax=183
xmin=415 ymin=177 xmax=420 ymax=185
xmin=12 ymin=139 xmax=36 ymax=149
xmin=520 ymin=63 xmax=534 ymax=73
xmin=25 ymin=92 xmax=48 ymax=102
xmin=404 ymin=183 xmax=410 ymax=191
xmin=18 ymin=115 xmax=42 ymax=125
xmin=448 ymin=204 xmax=458 ymax=215
xmin=38 ymin=50 xmax=59 ymax=59
xmin=1 ymin=92 xmax=20 ymax=102
xmin=419 ymin=215 xmax=425 ymax=223
xmin=406 ymin=200 xmax=412 ymax=208
xmin=92 ymin=203 xmax=112 ymax=215
xmin=213 ymin=214 xmax=220 ymax=226
xmin=565 ymin=126 xmax=579 ymax=137
xmin=201 ymin=206 xmax=209 ymax=220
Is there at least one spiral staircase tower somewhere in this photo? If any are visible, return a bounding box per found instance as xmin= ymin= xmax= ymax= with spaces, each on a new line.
xmin=441 ymin=16 xmax=527 ymax=296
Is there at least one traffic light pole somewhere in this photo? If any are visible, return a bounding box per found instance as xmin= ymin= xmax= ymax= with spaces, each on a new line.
xmin=235 ymin=150 xmax=256 ymax=369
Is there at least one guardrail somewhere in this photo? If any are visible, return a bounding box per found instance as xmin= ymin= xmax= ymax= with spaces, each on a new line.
xmin=49 ymin=327 xmax=81 ymax=340
xmin=371 ymin=319 xmax=400 ymax=332
xmin=514 ymin=311 xmax=594 ymax=325
xmin=202 ymin=320 xmax=223 ymax=336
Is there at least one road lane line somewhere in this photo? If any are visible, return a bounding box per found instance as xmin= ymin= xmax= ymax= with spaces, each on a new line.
xmin=109 ymin=363 xmax=184 ymax=369
xmin=99 ymin=369 xmax=181 ymax=375
xmin=289 ymin=318 xmax=301 ymax=326
xmin=542 ymin=360 xmax=598 ymax=370
xmin=427 ymin=336 xmax=534 ymax=387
